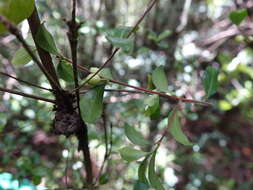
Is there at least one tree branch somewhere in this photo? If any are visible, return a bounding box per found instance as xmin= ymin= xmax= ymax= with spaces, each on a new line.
xmin=0 ymin=15 xmax=60 ymax=91
xmin=0 ymin=71 xmax=53 ymax=92
xmin=67 ymin=0 xmax=93 ymax=186
xmin=27 ymin=6 xmax=61 ymax=92
xmin=0 ymin=87 xmax=55 ymax=103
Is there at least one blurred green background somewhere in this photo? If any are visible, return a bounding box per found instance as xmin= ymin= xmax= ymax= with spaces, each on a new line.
xmin=0 ymin=0 xmax=253 ymax=189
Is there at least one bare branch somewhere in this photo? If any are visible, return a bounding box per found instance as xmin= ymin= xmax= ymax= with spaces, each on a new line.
xmin=0 ymin=87 xmax=55 ymax=103
xmin=0 ymin=71 xmax=53 ymax=92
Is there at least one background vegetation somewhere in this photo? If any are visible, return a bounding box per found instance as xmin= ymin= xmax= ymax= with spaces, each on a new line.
xmin=0 ymin=0 xmax=253 ymax=189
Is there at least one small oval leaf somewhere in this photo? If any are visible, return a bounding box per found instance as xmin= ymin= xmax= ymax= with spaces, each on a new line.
xmin=12 ymin=46 xmax=36 ymax=65
xmin=168 ymin=109 xmax=192 ymax=146
xmin=148 ymin=150 xmax=165 ymax=190
xmin=35 ymin=24 xmax=59 ymax=55
xmin=80 ymin=85 xmax=105 ymax=123
xmin=124 ymin=124 xmax=149 ymax=146
xmin=57 ymin=60 xmax=74 ymax=82
xmin=203 ymin=66 xmax=219 ymax=98
xmin=152 ymin=66 xmax=168 ymax=92
xmin=119 ymin=147 xmax=147 ymax=162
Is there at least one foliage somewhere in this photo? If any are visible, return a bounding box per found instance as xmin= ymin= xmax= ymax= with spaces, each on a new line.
xmin=0 ymin=0 xmax=253 ymax=189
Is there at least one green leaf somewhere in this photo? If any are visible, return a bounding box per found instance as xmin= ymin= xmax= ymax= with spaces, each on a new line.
xmin=106 ymin=36 xmax=134 ymax=53
xmin=144 ymin=95 xmax=160 ymax=118
xmin=152 ymin=66 xmax=168 ymax=92
xmin=99 ymin=173 xmax=109 ymax=185
xmin=124 ymin=124 xmax=149 ymax=146
xmin=157 ymin=30 xmax=171 ymax=41
xmin=99 ymin=68 xmax=113 ymax=80
xmin=168 ymin=109 xmax=192 ymax=146
xmin=148 ymin=150 xmax=165 ymax=190
xmin=138 ymin=155 xmax=150 ymax=185
xmin=80 ymin=85 xmax=105 ymax=123
xmin=12 ymin=46 xmax=36 ymax=65
xmin=229 ymin=9 xmax=248 ymax=25
xmin=105 ymin=26 xmax=134 ymax=38
xmin=0 ymin=0 xmax=35 ymax=33
xmin=203 ymin=66 xmax=219 ymax=98
xmin=119 ymin=147 xmax=147 ymax=162
xmin=35 ymin=24 xmax=59 ymax=55
xmin=57 ymin=60 xmax=74 ymax=82
xmin=133 ymin=181 xmax=149 ymax=190
xmin=147 ymin=74 xmax=155 ymax=90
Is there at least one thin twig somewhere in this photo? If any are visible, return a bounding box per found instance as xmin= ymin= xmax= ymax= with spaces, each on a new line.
xmin=0 ymin=15 xmax=61 ymax=91
xmin=0 ymin=87 xmax=55 ymax=103
xmin=0 ymin=71 xmax=53 ymax=92
xmin=73 ymin=63 xmax=212 ymax=106
xmin=74 ymin=0 xmax=159 ymax=91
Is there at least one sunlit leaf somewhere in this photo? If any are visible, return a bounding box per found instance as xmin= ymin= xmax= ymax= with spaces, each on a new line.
xmin=57 ymin=60 xmax=74 ymax=82
xmin=0 ymin=0 xmax=35 ymax=33
xmin=152 ymin=66 xmax=168 ymax=92
xmin=12 ymin=46 xmax=36 ymax=65
xmin=168 ymin=109 xmax=192 ymax=146
xmin=203 ymin=66 xmax=219 ymax=98
xmin=35 ymin=24 xmax=59 ymax=55
xmin=124 ymin=123 xmax=149 ymax=146
xmin=148 ymin=149 xmax=165 ymax=190
xmin=229 ymin=9 xmax=248 ymax=25
xmin=133 ymin=180 xmax=149 ymax=190
xmin=119 ymin=147 xmax=147 ymax=162
xmin=80 ymin=85 xmax=105 ymax=123
xmin=138 ymin=155 xmax=150 ymax=185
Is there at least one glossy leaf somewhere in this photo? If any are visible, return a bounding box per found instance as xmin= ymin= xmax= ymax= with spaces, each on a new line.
xmin=119 ymin=147 xmax=147 ymax=162
xmin=168 ymin=109 xmax=192 ymax=146
xmin=0 ymin=0 xmax=35 ymax=33
xmin=12 ymin=46 xmax=36 ymax=65
xmin=57 ymin=60 xmax=74 ymax=82
xmin=229 ymin=9 xmax=248 ymax=25
xmin=144 ymin=95 xmax=160 ymax=118
xmin=203 ymin=66 xmax=219 ymax=98
xmin=152 ymin=66 xmax=168 ymax=92
xmin=133 ymin=181 xmax=149 ymax=190
xmin=80 ymin=85 xmax=105 ymax=123
xmin=35 ymin=24 xmax=59 ymax=55
xmin=148 ymin=149 xmax=165 ymax=190
xmin=124 ymin=124 xmax=149 ymax=146
xmin=138 ymin=155 xmax=150 ymax=185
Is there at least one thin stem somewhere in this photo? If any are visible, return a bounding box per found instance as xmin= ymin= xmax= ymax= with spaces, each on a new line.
xmin=74 ymin=0 xmax=159 ymax=91
xmin=73 ymin=63 xmax=212 ymax=106
xmin=0 ymin=15 xmax=61 ymax=91
xmin=0 ymin=71 xmax=53 ymax=92
xmin=67 ymin=0 xmax=93 ymax=186
xmin=0 ymin=87 xmax=55 ymax=103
